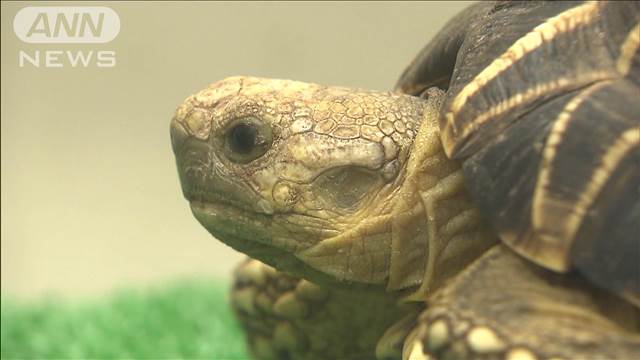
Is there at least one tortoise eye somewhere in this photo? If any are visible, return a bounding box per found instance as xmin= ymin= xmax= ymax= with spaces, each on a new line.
xmin=229 ymin=124 xmax=257 ymax=154
xmin=223 ymin=117 xmax=272 ymax=163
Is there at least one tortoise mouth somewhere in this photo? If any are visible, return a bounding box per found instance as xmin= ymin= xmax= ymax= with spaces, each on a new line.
xmin=186 ymin=186 xmax=259 ymax=214
xmin=189 ymin=198 xmax=334 ymax=255
xmin=189 ymin=199 xmax=276 ymax=249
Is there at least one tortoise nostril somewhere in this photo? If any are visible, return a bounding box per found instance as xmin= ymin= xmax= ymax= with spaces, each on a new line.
xmin=170 ymin=118 xmax=190 ymax=154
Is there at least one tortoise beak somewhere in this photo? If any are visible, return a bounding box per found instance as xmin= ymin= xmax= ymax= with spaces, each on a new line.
xmin=170 ymin=116 xmax=190 ymax=155
xmin=170 ymin=106 xmax=272 ymax=215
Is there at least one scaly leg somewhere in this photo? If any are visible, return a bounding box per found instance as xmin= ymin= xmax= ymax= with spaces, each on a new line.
xmin=231 ymin=258 xmax=414 ymax=360
xmin=403 ymin=245 xmax=640 ymax=360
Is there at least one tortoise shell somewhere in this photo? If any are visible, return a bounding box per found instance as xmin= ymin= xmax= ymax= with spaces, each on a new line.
xmin=396 ymin=1 xmax=640 ymax=305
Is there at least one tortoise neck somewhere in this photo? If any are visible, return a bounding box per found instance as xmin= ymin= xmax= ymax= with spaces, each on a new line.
xmin=386 ymin=88 xmax=497 ymax=300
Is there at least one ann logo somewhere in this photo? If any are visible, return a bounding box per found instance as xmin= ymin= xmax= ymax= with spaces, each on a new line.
xmin=27 ymin=12 xmax=104 ymax=39
xmin=14 ymin=7 xmax=119 ymax=43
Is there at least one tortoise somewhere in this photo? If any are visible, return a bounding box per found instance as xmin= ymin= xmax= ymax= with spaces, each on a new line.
xmin=170 ymin=1 xmax=640 ymax=359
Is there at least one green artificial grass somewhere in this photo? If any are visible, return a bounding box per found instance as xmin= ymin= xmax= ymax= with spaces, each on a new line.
xmin=1 ymin=278 xmax=250 ymax=359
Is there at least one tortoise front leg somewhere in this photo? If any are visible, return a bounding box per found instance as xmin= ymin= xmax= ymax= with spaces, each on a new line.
xmin=231 ymin=258 xmax=412 ymax=360
xmin=403 ymin=245 xmax=640 ymax=360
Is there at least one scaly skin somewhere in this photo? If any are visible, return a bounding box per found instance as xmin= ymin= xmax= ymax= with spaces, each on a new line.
xmin=230 ymin=259 xmax=417 ymax=359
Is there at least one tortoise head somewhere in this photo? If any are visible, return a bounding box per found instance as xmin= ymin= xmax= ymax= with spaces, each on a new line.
xmin=171 ymin=76 xmax=484 ymax=292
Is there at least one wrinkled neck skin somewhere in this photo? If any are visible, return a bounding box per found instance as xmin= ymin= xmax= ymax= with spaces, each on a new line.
xmin=171 ymin=77 xmax=494 ymax=300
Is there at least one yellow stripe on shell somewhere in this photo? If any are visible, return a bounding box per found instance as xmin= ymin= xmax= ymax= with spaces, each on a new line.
xmin=531 ymin=83 xmax=604 ymax=262
xmin=533 ymin=80 xmax=638 ymax=270
xmin=451 ymin=71 xmax=613 ymax=139
xmin=443 ymin=1 xmax=602 ymax=155
xmin=617 ymin=22 xmax=640 ymax=76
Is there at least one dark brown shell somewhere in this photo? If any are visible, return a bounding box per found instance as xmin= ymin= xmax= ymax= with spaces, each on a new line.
xmin=396 ymin=1 xmax=640 ymax=306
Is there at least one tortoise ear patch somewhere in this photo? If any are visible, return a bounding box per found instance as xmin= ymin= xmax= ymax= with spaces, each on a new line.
xmin=313 ymin=166 xmax=382 ymax=212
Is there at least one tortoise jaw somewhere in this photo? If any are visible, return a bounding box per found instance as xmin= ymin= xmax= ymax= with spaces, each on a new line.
xmin=189 ymin=199 xmax=276 ymax=249
xmin=184 ymin=183 xmax=273 ymax=216
xmin=189 ymin=199 xmax=341 ymax=267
